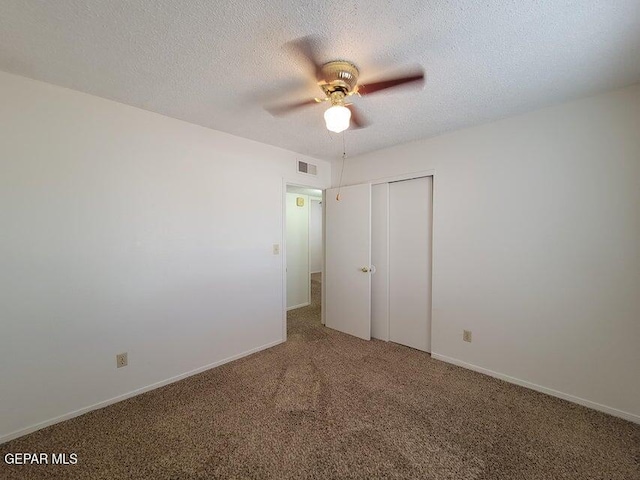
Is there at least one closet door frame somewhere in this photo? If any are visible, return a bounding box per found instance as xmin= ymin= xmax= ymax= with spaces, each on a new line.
xmin=367 ymin=170 xmax=435 ymax=344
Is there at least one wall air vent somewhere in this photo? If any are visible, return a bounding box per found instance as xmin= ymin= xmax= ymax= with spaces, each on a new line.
xmin=297 ymin=160 xmax=317 ymax=176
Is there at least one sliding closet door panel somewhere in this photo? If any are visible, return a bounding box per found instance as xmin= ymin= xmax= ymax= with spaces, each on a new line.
xmin=371 ymin=183 xmax=389 ymax=341
xmin=389 ymin=177 xmax=432 ymax=352
xmin=325 ymin=183 xmax=372 ymax=340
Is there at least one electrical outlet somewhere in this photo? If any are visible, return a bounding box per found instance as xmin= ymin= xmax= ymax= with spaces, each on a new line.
xmin=463 ymin=330 xmax=472 ymax=343
xmin=116 ymin=352 xmax=128 ymax=368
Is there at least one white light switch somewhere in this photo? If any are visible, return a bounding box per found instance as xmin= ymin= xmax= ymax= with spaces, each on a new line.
xmin=273 ymin=244 xmax=280 ymax=255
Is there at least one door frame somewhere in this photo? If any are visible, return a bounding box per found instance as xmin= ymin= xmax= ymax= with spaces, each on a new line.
xmin=282 ymin=169 xmax=435 ymax=343
xmin=362 ymin=169 xmax=436 ymax=344
xmin=367 ymin=169 xmax=436 ymax=186
xmin=282 ymin=180 xmax=325 ymax=342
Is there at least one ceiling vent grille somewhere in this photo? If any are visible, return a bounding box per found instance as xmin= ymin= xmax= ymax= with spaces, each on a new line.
xmin=297 ymin=160 xmax=317 ymax=176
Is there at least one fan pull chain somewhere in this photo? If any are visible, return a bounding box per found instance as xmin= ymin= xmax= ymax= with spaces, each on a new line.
xmin=336 ymin=132 xmax=346 ymax=201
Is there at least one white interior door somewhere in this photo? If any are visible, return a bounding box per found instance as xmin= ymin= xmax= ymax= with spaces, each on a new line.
xmin=371 ymin=183 xmax=389 ymax=341
xmin=389 ymin=177 xmax=432 ymax=352
xmin=325 ymin=183 xmax=371 ymax=340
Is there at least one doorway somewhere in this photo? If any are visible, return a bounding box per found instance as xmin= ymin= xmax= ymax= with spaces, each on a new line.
xmin=284 ymin=185 xmax=324 ymax=338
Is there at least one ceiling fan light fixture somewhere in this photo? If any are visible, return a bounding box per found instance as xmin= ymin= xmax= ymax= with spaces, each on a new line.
xmin=324 ymin=105 xmax=351 ymax=133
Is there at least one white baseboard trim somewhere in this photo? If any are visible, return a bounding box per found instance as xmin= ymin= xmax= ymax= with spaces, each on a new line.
xmin=0 ymin=339 xmax=284 ymax=444
xmin=431 ymin=353 xmax=639 ymax=424
xmin=287 ymin=302 xmax=310 ymax=311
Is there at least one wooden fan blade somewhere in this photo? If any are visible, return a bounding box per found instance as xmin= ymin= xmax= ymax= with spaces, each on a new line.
xmin=285 ymin=36 xmax=324 ymax=81
xmin=347 ymin=104 xmax=369 ymax=129
xmin=358 ymin=70 xmax=425 ymax=96
xmin=266 ymin=98 xmax=319 ymax=116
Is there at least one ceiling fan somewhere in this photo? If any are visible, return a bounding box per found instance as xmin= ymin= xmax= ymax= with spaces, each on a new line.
xmin=266 ymin=37 xmax=425 ymax=133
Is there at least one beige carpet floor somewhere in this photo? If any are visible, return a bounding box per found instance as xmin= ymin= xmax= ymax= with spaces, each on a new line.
xmin=1 ymin=275 xmax=639 ymax=479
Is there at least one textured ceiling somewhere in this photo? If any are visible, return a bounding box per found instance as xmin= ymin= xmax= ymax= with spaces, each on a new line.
xmin=1 ymin=1 xmax=639 ymax=161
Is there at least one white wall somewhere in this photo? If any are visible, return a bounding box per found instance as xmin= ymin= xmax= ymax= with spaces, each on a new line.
xmin=335 ymin=84 xmax=640 ymax=422
xmin=286 ymin=193 xmax=310 ymax=309
xmin=309 ymin=198 xmax=323 ymax=273
xmin=0 ymin=71 xmax=331 ymax=442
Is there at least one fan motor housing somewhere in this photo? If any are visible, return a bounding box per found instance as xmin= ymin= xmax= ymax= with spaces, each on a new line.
xmin=320 ymin=61 xmax=360 ymax=95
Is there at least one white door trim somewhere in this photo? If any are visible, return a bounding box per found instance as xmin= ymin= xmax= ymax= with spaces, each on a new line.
xmin=342 ymin=169 xmax=436 ymax=187
xmin=282 ymin=179 xmax=323 ymax=342
xmin=357 ymin=170 xmax=436 ymax=346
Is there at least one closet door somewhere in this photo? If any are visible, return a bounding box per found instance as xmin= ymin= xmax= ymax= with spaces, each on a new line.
xmin=389 ymin=177 xmax=432 ymax=352
xmin=371 ymin=183 xmax=389 ymax=341
xmin=325 ymin=183 xmax=372 ymax=340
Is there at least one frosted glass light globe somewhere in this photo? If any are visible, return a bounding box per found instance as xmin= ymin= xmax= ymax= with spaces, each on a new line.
xmin=324 ymin=105 xmax=351 ymax=133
